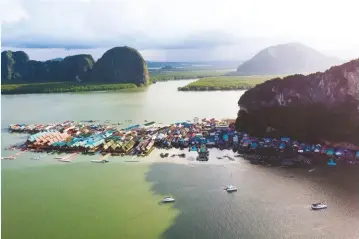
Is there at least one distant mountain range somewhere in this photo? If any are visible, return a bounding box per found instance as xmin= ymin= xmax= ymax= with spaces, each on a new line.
xmin=236 ymin=43 xmax=342 ymax=75
xmin=146 ymin=61 xmax=241 ymax=70
xmin=50 ymin=57 xmax=63 ymax=61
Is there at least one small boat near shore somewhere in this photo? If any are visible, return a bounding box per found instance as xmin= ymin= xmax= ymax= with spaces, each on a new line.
xmin=160 ymin=153 xmax=169 ymax=158
xmin=1 ymin=156 xmax=16 ymax=160
xmin=91 ymin=159 xmax=109 ymax=163
xmin=225 ymin=185 xmax=237 ymax=192
xmin=30 ymin=154 xmax=46 ymax=160
xmin=161 ymin=196 xmax=175 ymax=203
xmin=311 ymin=203 xmax=327 ymax=210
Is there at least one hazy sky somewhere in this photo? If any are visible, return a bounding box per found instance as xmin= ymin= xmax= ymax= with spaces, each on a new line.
xmin=1 ymin=0 xmax=359 ymax=61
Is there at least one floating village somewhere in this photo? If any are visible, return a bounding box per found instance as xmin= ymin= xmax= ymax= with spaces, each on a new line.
xmin=3 ymin=118 xmax=359 ymax=167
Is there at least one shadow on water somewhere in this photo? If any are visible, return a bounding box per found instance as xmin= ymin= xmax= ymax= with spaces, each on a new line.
xmin=146 ymin=163 xmax=225 ymax=239
xmin=292 ymin=166 xmax=359 ymax=212
xmin=146 ymin=162 xmax=359 ymax=239
xmin=145 ymin=162 xmax=276 ymax=239
xmin=247 ymin=162 xmax=359 ymax=217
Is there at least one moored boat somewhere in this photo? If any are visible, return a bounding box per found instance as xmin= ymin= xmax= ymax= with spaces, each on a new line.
xmin=225 ymin=185 xmax=237 ymax=192
xmin=1 ymin=156 xmax=16 ymax=160
xmin=91 ymin=159 xmax=109 ymax=163
xmin=311 ymin=203 xmax=327 ymax=210
xmin=161 ymin=196 xmax=175 ymax=203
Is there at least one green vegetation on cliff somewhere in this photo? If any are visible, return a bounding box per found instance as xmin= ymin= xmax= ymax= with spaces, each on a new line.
xmin=150 ymin=70 xmax=226 ymax=82
xmin=178 ymin=75 xmax=278 ymax=91
xmin=236 ymin=104 xmax=359 ymax=144
xmin=89 ymin=46 xmax=149 ymax=85
xmin=1 ymin=82 xmax=137 ymax=94
xmin=1 ymin=51 xmax=95 ymax=84
xmin=1 ymin=46 xmax=150 ymax=89
xmin=236 ymin=59 xmax=359 ymax=144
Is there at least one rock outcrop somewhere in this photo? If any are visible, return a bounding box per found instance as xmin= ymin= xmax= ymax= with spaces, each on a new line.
xmin=1 ymin=46 xmax=149 ymax=86
xmin=236 ymin=43 xmax=341 ymax=75
xmin=1 ymin=51 xmax=95 ymax=83
xmin=1 ymin=51 xmax=30 ymax=82
xmin=89 ymin=46 xmax=149 ymax=85
xmin=236 ymin=59 xmax=359 ymax=144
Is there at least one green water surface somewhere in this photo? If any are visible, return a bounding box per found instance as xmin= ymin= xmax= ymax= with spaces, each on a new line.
xmin=2 ymin=163 xmax=178 ymax=239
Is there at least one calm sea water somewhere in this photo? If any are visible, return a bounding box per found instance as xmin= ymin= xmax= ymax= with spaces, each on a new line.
xmin=2 ymin=80 xmax=359 ymax=239
xmin=1 ymin=80 xmax=241 ymax=126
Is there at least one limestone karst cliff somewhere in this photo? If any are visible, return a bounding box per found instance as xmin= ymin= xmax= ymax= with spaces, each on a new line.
xmin=236 ymin=59 xmax=359 ymax=144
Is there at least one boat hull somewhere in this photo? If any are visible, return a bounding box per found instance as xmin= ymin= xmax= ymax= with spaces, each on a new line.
xmin=311 ymin=206 xmax=327 ymax=210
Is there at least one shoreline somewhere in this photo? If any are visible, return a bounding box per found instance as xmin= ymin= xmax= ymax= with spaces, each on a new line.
xmin=178 ymin=87 xmax=253 ymax=91
xmin=1 ymin=87 xmax=147 ymax=95
xmin=1 ymin=69 xmax=228 ymax=95
xmin=4 ymin=146 xmax=359 ymax=171
xmin=177 ymin=75 xmax=280 ymax=91
xmin=6 ymin=118 xmax=359 ymax=168
xmin=1 ymin=82 xmax=143 ymax=95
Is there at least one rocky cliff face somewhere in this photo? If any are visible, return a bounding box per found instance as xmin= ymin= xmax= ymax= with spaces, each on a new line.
xmin=1 ymin=51 xmax=30 ymax=82
xmin=60 ymin=54 xmax=95 ymax=82
xmin=89 ymin=46 xmax=149 ymax=85
xmin=236 ymin=59 xmax=359 ymax=144
xmin=1 ymin=51 xmax=95 ymax=83
xmin=1 ymin=46 xmax=149 ymax=86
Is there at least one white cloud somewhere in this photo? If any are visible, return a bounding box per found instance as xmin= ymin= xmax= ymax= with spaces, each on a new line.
xmin=1 ymin=0 xmax=359 ymax=61
xmin=1 ymin=0 xmax=28 ymax=23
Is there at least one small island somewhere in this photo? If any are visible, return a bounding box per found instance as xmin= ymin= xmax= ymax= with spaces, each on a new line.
xmin=160 ymin=65 xmax=174 ymax=70
xmin=1 ymin=46 xmax=149 ymax=94
xmin=177 ymin=76 xmax=278 ymax=91
xmin=150 ymin=70 xmax=226 ymax=83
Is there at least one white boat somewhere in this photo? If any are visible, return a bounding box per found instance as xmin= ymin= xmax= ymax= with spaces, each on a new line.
xmin=58 ymin=159 xmax=71 ymax=162
xmin=162 ymin=197 xmax=175 ymax=203
xmin=311 ymin=203 xmax=327 ymax=210
xmin=225 ymin=185 xmax=237 ymax=192
xmin=91 ymin=159 xmax=109 ymax=163
xmin=1 ymin=156 xmax=15 ymax=160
